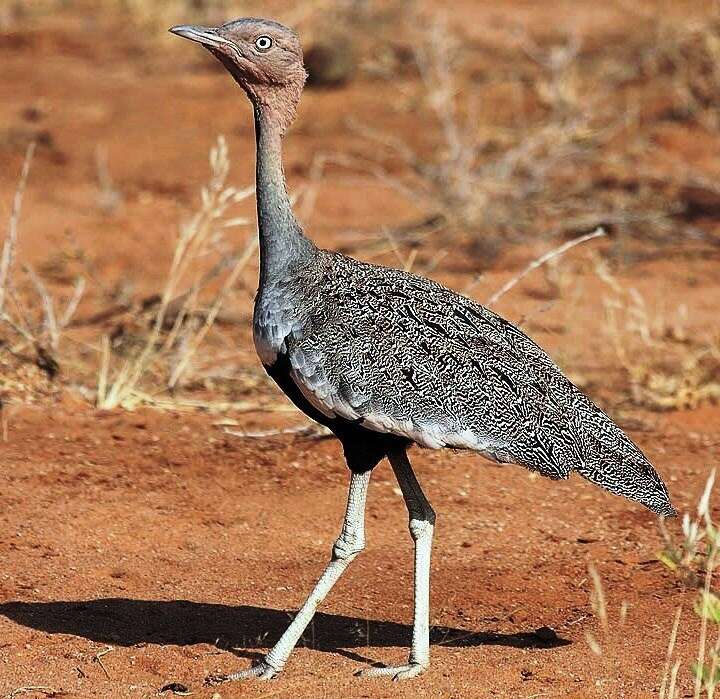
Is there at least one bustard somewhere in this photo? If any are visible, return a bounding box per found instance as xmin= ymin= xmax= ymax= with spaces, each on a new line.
xmin=170 ymin=17 xmax=675 ymax=684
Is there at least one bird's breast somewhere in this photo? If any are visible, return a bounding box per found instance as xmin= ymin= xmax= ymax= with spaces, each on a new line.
xmin=253 ymin=285 xmax=303 ymax=366
xmin=253 ymin=324 xmax=279 ymax=366
xmin=252 ymin=308 xmax=287 ymax=366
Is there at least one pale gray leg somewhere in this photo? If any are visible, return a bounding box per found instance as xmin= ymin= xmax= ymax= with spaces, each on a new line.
xmin=207 ymin=469 xmax=371 ymax=684
xmin=357 ymin=447 xmax=435 ymax=681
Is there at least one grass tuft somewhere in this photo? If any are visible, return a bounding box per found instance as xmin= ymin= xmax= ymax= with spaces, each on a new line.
xmin=96 ymin=135 xmax=255 ymax=410
xmin=0 ymin=143 xmax=85 ymax=379
xmin=657 ymin=468 xmax=720 ymax=698
xmin=597 ymin=259 xmax=720 ymax=411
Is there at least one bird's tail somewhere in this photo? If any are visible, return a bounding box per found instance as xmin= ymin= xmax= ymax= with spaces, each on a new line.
xmin=575 ymin=448 xmax=676 ymax=517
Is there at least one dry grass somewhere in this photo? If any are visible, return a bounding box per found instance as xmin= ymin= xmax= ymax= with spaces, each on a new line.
xmin=0 ymin=143 xmax=85 ymax=378
xmin=581 ymin=563 xmax=631 ymax=695
xmin=0 ymin=139 xmax=262 ymax=411
xmin=587 ymin=476 xmax=720 ymax=699
xmin=660 ymin=470 xmax=718 ymax=587
xmin=96 ymin=136 xmax=256 ymax=409
xmin=658 ymin=469 xmax=720 ymax=698
xmin=597 ymin=258 xmax=720 ymax=411
xmin=0 ymin=137 xmax=277 ymax=415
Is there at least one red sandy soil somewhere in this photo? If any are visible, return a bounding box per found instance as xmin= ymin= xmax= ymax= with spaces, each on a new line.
xmin=1 ymin=2 xmax=720 ymax=698
xmin=2 ymin=400 xmax=720 ymax=698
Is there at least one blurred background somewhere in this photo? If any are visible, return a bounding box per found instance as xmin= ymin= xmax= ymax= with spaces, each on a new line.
xmin=1 ymin=2 xmax=720 ymax=696
xmin=1 ymin=0 xmax=718 ymax=418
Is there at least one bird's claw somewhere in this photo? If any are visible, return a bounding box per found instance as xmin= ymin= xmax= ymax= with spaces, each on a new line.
xmin=204 ymin=659 xmax=280 ymax=684
xmin=355 ymin=662 xmax=427 ymax=681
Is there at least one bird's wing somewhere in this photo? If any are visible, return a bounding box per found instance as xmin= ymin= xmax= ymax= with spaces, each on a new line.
xmin=289 ymin=317 xmax=579 ymax=476
xmin=281 ymin=252 xmax=673 ymax=515
xmin=284 ymin=253 xmax=573 ymax=470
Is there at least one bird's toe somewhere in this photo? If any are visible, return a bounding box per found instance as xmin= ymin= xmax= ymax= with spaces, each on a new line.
xmin=393 ymin=664 xmax=427 ymax=681
xmin=355 ymin=662 xmax=427 ymax=680
xmin=204 ymin=659 xmax=280 ymax=684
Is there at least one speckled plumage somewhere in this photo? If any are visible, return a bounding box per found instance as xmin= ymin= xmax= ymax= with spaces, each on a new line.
xmin=255 ymin=247 xmax=675 ymax=516
xmin=171 ymin=15 xmax=675 ymax=684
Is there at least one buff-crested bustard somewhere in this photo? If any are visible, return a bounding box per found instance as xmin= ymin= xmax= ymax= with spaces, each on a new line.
xmin=169 ymin=17 xmax=675 ymax=684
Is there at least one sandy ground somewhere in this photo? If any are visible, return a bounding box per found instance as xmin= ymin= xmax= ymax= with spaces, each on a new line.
xmin=1 ymin=402 xmax=719 ymax=698
xmin=1 ymin=2 xmax=720 ymax=698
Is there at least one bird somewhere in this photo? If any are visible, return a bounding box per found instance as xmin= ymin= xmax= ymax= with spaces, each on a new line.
xmin=169 ymin=17 xmax=675 ymax=684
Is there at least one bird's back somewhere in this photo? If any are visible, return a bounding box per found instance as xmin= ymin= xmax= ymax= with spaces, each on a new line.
xmin=254 ymin=248 xmax=674 ymax=517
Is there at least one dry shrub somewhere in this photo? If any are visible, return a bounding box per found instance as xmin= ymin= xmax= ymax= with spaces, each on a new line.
xmin=352 ymin=14 xmax=607 ymax=248
xmin=343 ymin=23 xmax=585 ymax=266
xmin=341 ymin=5 xmax=720 ymax=271
xmin=621 ymin=4 xmax=720 ymax=128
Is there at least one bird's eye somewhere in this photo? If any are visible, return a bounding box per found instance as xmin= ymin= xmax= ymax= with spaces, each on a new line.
xmin=254 ymin=36 xmax=273 ymax=52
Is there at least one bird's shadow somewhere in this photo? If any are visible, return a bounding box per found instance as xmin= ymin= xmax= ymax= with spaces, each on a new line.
xmin=0 ymin=598 xmax=569 ymax=660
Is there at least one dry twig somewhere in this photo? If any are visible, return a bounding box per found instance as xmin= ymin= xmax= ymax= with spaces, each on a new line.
xmin=485 ymin=227 xmax=606 ymax=307
xmin=94 ymin=645 xmax=114 ymax=680
xmin=0 ymin=143 xmax=35 ymax=318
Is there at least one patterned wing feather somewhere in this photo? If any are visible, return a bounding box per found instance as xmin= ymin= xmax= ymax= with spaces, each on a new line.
xmin=260 ymin=250 xmax=674 ymax=516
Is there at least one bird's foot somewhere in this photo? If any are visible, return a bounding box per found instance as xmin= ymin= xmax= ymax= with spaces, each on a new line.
xmin=205 ymin=659 xmax=280 ymax=685
xmin=355 ymin=662 xmax=427 ymax=681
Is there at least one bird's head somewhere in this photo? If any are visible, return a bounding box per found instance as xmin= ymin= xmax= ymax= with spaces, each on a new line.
xmin=170 ymin=18 xmax=306 ymax=134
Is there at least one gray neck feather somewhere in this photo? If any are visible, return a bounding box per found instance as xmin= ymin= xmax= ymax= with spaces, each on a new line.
xmin=254 ymin=105 xmax=314 ymax=287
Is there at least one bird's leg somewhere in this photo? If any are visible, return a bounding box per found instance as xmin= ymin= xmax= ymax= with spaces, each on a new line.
xmin=207 ymin=468 xmax=371 ymax=684
xmin=357 ymin=447 xmax=435 ymax=681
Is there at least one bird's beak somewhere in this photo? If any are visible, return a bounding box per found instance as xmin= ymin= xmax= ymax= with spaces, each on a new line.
xmin=169 ymin=24 xmax=228 ymax=50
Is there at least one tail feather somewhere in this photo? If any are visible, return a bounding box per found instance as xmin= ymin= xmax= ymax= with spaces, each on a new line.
xmin=561 ymin=388 xmax=676 ymax=517
xmin=575 ymin=449 xmax=676 ymax=517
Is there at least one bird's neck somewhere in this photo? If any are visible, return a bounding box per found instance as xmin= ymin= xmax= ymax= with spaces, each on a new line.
xmin=253 ymin=104 xmax=314 ymax=287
